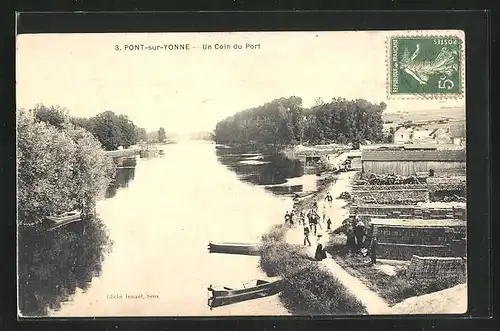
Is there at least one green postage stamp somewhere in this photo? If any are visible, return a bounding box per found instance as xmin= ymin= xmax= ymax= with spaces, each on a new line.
xmin=388 ymin=33 xmax=464 ymax=98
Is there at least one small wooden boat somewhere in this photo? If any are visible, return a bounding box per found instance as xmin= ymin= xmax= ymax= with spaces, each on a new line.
xmin=293 ymin=191 xmax=315 ymax=199
xmin=207 ymin=277 xmax=283 ymax=308
xmin=44 ymin=210 xmax=83 ymax=231
xmin=207 ymin=242 xmax=260 ymax=256
xmin=45 ymin=210 xmax=81 ymax=223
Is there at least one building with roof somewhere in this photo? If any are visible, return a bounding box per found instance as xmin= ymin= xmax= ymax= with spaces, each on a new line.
xmin=361 ymin=149 xmax=466 ymax=176
xmin=393 ymin=127 xmax=412 ymax=144
xmin=411 ymin=128 xmax=435 ymax=142
xmin=392 ymin=124 xmax=460 ymax=145
xmin=448 ymin=122 xmax=466 ymax=146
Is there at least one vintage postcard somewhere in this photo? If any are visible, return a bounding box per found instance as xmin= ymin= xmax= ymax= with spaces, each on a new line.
xmin=16 ymin=30 xmax=467 ymax=318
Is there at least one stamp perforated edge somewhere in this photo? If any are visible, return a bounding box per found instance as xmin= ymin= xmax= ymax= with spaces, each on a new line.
xmin=385 ymin=30 xmax=465 ymax=100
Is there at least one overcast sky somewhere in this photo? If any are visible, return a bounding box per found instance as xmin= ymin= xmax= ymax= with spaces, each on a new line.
xmin=16 ymin=31 xmax=465 ymax=134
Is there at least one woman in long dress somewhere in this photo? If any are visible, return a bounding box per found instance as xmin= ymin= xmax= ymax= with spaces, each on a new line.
xmin=315 ymin=234 xmax=327 ymax=261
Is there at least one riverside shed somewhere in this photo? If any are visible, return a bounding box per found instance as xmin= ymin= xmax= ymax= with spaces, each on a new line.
xmin=361 ymin=149 xmax=466 ymax=176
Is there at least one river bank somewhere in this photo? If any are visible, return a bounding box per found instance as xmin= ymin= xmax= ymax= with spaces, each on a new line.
xmin=49 ymin=142 xmax=292 ymax=317
xmin=258 ymin=171 xmax=369 ymax=315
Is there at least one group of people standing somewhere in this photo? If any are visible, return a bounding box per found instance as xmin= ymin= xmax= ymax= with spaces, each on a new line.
xmin=285 ymin=191 xmax=379 ymax=264
xmin=283 ymin=192 xmax=337 ymax=261
xmin=344 ymin=215 xmax=378 ymax=264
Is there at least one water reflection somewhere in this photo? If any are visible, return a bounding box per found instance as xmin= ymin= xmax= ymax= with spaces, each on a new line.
xmin=106 ymin=158 xmax=137 ymax=199
xmin=216 ymin=147 xmax=305 ymax=195
xmin=19 ymin=143 xmax=304 ymax=317
xmin=48 ymin=142 xmax=291 ymax=317
xmin=18 ymin=217 xmax=111 ymax=316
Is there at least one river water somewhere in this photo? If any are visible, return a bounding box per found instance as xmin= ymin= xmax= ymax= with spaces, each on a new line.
xmin=50 ymin=141 xmax=318 ymax=317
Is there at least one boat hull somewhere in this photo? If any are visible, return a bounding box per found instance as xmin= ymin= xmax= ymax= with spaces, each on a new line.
xmin=208 ymin=279 xmax=283 ymax=308
xmin=207 ymin=242 xmax=261 ymax=256
xmin=45 ymin=211 xmax=81 ymax=223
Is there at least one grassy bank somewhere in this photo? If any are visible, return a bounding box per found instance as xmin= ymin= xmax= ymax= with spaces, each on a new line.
xmin=259 ymin=225 xmax=367 ymax=315
xmin=326 ymin=234 xmax=466 ymax=306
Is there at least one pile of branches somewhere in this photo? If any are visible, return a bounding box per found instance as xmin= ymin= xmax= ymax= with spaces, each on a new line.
xmin=427 ymin=177 xmax=466 ymax=193
xmin=353 ymin=190 xmax=429 ymax=205
xmin=362 ymin=173 xmax=427 ymax=185
xmin=338 ymin=192 xmax=352 ymax=200
xmin=436 ymin=195 xmax=467 ymax=203
xmin=352 ymin=184 xmax=428 ymax=191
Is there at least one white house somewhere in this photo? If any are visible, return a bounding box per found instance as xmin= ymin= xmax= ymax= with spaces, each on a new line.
xmin=411 ymin=129 xmax=435 ymax=143
xmin=393 ymin=127 xmax=412 ymax=144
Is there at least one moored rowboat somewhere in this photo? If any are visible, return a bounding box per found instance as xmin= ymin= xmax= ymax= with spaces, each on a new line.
xmin=45 ymin=210 xmax=82 ymax=223
xmin=294 ymin=191 xmax=315 ymax=199
xmin=207 ymin=242 xmax=261 ymax=256
xmin=207 ymin=277 xmax=283 ymax=308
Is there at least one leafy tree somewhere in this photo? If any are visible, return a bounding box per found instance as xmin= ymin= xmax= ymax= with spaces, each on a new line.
xmin=213 ymin=96 xmax=385 ymax=147
xmin=386 ymin=127 xmax=396 ymax=143
xmin=158 ymin=127 xmax=166 ymax=143
xmin=147 ymin=130 xmax=159 ymax=142
xmin=31 ymin=104 xmax=69 ymax=129
xmin=17 ymin=109 xmax=114 ymax=225
xmin=70 ymin=111 xmax=146 ymax=150
xmin=17 ymin=109 xmax=114 ymax=316
xmin=91 ymin=111 xmax=123 ymax=150
xmin=117 ymin=114 xmax=139 ymax=148
xmin=135 ymin=127 xmax=148 ymax=142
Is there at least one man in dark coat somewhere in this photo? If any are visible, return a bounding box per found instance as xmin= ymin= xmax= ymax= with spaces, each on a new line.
xmin=308 ymin=210 xmax=317 ymax=235
xmin=346 ymin=223 xmax=356 ymax=253
xmin=354 ymin=220 xmax=366 ymax=251
xmin=369 ymin=236 xmax=378 ymax=265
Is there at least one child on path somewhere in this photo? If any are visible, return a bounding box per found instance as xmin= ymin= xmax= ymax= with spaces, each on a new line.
xmin=325 ymin=192 xmax=333 ymax=207
xmin=326 ymin=217 xmax=332 ymax=232
xmin=303 ymin=225 xmax=311 ymax=246
xmin=284 ymin=211 xmax=291 ymax=226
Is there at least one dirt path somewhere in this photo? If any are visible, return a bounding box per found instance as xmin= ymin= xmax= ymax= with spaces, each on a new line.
xmin=286 ymin=172 xmax=392 ymax=315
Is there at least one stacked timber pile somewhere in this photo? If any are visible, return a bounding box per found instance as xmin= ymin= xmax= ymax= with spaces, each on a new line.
xmin=347 ymin=172 xmax=467 ymax=262
xmin=405 ymin=255 xmax=467 ymax=280
xmin=360 ymin=173 xmax=427 ymax=185
xmin=351 ymin=184 xmax=429 ymax=205
xmin=349 ymin=204 xmax=466 ymax=220
xmin=350 ymin=175 xmax=466 ymax=204
xmin=427 ymin=177 xmax=466 ymax=202
xmin=371 ymin=218 xmax=466 ymax=260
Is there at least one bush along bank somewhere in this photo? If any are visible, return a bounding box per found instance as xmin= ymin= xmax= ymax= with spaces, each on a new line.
xmin=17 ymin=108 xmax=115 ymax=316
xmin=259 ymin=225 xmax=367 ymax=315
